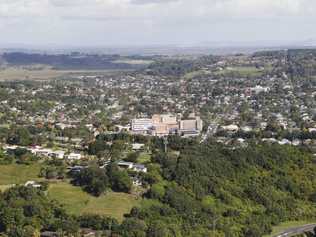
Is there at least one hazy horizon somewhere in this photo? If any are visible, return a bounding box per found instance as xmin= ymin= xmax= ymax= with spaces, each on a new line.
xmin=0 ymin=0 xmax=316 ymax=48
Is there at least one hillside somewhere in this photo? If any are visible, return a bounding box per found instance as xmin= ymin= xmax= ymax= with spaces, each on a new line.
xmin=1 ymin=52 xmax=152 ymax=70
xmin=123 ymin=138 xmax=316 ymax=237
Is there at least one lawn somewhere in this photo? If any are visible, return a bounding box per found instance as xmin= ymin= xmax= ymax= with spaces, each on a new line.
xmin=137 ymin=152 xmax=151 ymax=164
xmin=48 ymin=182 xmax=140 ymax=222
xmin=0 ymin=163 xmax=42 ymax=185
xmin=263 ymin=221 xmax=316 ymax=237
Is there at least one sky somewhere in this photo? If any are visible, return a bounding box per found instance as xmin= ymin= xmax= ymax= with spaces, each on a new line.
xmin=0 ymin=0 xmax=315 ymax=47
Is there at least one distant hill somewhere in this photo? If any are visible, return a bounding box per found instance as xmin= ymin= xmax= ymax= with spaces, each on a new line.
xmin=1 ymin=52 xmax=152 ymax=70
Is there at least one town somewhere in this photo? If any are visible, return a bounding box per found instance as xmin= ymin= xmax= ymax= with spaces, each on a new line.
xmin=0 ymin=49 xmax=315 ymax=237
xmin=2 ymin=0 xmax=316 ymax=235
xmin=0 ymin=50 xmax=315 ymax=153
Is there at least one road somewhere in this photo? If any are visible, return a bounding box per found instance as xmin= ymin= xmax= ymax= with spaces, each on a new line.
xmin=273 ymin=224 xmax=316 ymax=237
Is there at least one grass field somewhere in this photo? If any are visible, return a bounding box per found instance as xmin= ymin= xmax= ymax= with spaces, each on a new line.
xmin=0 ymin=163 xmax=42 ymax=185
xmin=0 ymin=163 xmax=140 ymax=221
xmin=137 ymin=152 xmax=151 ymax=164
xmin=0 ymin=67 xmax=131 ymax=81
xmin=184 ymin=70 xmax=210 ymax=79
xmin=0 ymin=67 xmax=68 ymax=81
xmin=113 ymin=59 xmax=153 ymax=65
xmin=48 ymin=182 xmax=140 ymax=222
xmin=215 ymin=66 xmax=265 ymax=77
xmin=263 ymin=221 xmax=316 ymax=237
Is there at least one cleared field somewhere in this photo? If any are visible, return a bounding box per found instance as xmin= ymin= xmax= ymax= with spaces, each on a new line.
xmin=0 ymin=67 xmax=68 ymax=81
xmin=48 ymin=182 xmax=140 ymax=222
xmin=184 ymin=70 xmax=210 ymax=80
xmin=0 ymin=163 xmax=42 ymax=185
xmin=263 ymin=221 xmax=316 ymax=237
xmin=215 ymin=66 xmax=265 ymax=77
xmin=0 ymin=163 xmax=139 ymax=221
xmin=0 ymin=67 xmax=131 ymax=81
xmin=113 ymin=59 xmax=153 ymax=65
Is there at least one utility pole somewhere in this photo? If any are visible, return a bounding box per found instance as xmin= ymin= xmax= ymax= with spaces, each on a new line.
xmin=163 ymin=136 xmax=168 ymax=153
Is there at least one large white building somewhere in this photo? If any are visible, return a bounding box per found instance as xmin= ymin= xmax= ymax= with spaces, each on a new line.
xmin=131 ymin=114 xmax=203 ymax=137
xmin=131 ymin=118 xmax=153 ymax=134
xmin=179 ymin=116 xmax=203 ymax=137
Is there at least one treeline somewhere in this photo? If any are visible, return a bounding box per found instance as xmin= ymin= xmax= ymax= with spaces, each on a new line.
xmin=0 ymin=185 xmax=123 ymax=237
xmin=253 ymin=50 xmax=287 ymax=58
xmin=2 ymin=53 xmax=146 ymax=70
xmin=146 ymin=55 xmax=218 ymax=77
xmin=0 ymin=186 xmax=79 ymax=236
xmin=252 ymin=49 xmax=316 ymax=84
xmin=1 ymin=124 xmax=91 ymax=147
xmin=287 ymin=49 xmax=316 ymax=80
xmin=230 ymin=129 xmax=316 ymax=140
xmin=71 ymin=164 xmax=133 ymax=196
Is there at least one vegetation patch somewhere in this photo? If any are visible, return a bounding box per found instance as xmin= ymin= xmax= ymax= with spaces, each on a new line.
xmin=48 ymin=182 xmax=140 ymax=222
xmin=113 ymin=59 xmax=154 ymax=65
xmin=215 ymin=66 xmax=265 ymax=77
xmin=137 ymin=152 xmax=151 ymax=164
xmin=0 ymin=163 xmax=42 ymax=185
xmin=183 ymin=69 xmax=210 ymax=79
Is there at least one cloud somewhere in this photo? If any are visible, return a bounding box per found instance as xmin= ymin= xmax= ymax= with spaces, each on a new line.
xmin=1 ymin=0 xmax=315 ymax=19
xmin=0 ymin=0 xmax=315 ymax=46
xmin=130 ymin=0 xmax=179 ymax=5
xmin=49 ymin=0 xmax=92 ymax=7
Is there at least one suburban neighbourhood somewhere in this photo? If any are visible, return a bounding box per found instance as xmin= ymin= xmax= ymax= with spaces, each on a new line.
xmin=0 ymin=49 xmax=315 ymax=237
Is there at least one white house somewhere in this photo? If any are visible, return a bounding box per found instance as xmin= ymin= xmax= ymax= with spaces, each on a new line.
xmin=117 ymin=161 xmax=147 ymax=173
xmin=132 ymin=164 xmax=147 ymax=173
xmin=50 ymin=150 xmax=65 ymax=159
xmin=25 ymin=181 xmax=41 ymax=188
xmin=132 ymin=143 xmax=145 ymax=151
xmin=222 ymin=124 xmax=239 ymax=132
xmin=67 ymin=153 xmax=82 ymax=160
xmin=118 ymin=161 xmax=134 ymax=169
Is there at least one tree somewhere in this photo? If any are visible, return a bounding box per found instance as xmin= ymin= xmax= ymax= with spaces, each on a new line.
xmin=78 ymin=214 xmax=119 ymax=231
xmin=125 ymin=152 xmax=139 ymax=163
xmin=0 ymin=186 xmax=73 ymax=236
xmin=148 ymin=183 xmax=165 ymax=200
xmin=120 ymin=218 xmax=147 ymax=237
xmin=72 ymin=166 xmax=109 ymax=196
xmin=7 ymin=127 xmax=32 ymax=146
xmin=110 ymin=171 xmax=132 ymax=193
xmin=147 ymin=221 xmax=174 ymax=237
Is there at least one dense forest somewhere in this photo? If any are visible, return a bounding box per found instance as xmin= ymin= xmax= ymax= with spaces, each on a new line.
xmin=146 ymin=56 xmax=219 ymax=77
xmin=129 ymin=138 xmax=316 ymax=237
xmin=287 ymin=49 xmax=316 ymax=82
xmin=256 ymin=48 xmax=316 ymax=82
